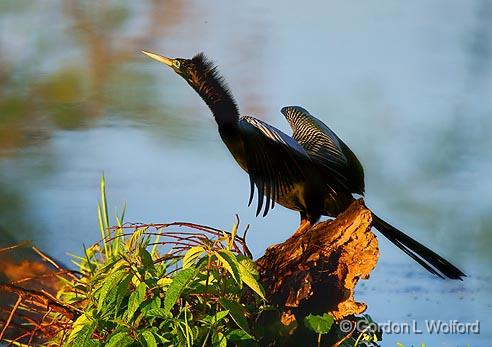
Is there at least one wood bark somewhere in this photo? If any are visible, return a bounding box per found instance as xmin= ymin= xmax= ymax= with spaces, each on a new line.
xmin=256 ymin=199 xmax=379 ymax=327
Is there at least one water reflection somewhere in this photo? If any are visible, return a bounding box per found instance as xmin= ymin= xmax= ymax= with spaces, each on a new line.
xmin=0 ymin=1 xmax=491 ymax=345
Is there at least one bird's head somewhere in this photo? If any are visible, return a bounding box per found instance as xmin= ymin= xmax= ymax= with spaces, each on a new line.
xmin=142 ymin=50 xmax=239 ymax=124
xmin=142 ymin=50 xmax=219 ymax=91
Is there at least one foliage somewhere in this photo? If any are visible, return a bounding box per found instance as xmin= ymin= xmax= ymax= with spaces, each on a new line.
xmin=303 ymin=313 xmax=381 ymax=347
xmin=44 ymin=179 xmax=265 ymax=347
xmin=304 ymin=313 xmax=334 ymax=335
xmin=304 ymin=313 xmax=334 ymax=346
xmin=0 ymin=176 xmax=385 ymax=346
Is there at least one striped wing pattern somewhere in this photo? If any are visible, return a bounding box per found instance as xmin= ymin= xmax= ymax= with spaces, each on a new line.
xmin=281 ymin=106 xmax=346 ymax=164
xmin=239 ymin=116 xmax=308 ymax=217
xmin=280 ymin=106 xmax=364 ymax=194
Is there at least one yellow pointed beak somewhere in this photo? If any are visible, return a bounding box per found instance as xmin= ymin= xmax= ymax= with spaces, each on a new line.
xmin=142 ymin=50 xmax=173 ymax=67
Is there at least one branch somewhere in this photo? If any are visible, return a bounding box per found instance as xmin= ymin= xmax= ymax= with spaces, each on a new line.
xmin=256 ymin=199 xmax=378 ymax=324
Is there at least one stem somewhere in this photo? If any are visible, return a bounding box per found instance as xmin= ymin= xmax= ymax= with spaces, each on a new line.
xmin=220 ymin=266 xmax=227 ymax=297
xmin=201 ymin=331 xmax=210 ymax=347
xmin=204 ymin=254 xmax=212 ymax=300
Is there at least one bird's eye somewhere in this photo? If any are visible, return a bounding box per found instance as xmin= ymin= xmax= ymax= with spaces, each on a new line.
xmin=173 ymin=60 xmax=181 ymax=69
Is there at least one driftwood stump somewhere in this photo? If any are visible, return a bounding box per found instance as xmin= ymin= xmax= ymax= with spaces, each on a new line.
xmin=256 ymin=199 xmax=379 ymax=342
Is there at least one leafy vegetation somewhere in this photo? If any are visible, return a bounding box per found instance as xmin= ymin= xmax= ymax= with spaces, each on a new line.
xmin=1 ymin=177 xmax=383 ymax=346
xmin=304 ymin=313 xmax=334 ymax=346
xmin=302 ymin=313 xmax=380 ymax=347
xmin=41 ymin=176 xmax=264 ymax=347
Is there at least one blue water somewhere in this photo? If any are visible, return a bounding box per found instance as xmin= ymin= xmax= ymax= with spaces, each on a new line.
xmin=0 ymin=1 xmax=491 ymax=345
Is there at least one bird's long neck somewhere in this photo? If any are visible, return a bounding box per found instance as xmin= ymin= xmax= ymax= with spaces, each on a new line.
xmin=192 ymin=80 xmax=239 ymax=130
xmin=185 ymin=54 xmax=240 ymax=131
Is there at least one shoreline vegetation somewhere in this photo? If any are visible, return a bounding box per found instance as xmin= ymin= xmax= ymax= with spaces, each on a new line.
xmin=0 ymin=177 xmax=382 ymax=346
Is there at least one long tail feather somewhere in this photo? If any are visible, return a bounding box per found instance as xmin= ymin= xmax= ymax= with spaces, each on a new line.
xmin=371 ymin=213 xmax=466 ymax=280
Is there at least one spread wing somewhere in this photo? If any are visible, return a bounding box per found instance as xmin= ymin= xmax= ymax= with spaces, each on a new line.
xmin=239 ymin=116 xmax=309 ymax=217
xmin=280 ymin=106 xmax=365 ymax=194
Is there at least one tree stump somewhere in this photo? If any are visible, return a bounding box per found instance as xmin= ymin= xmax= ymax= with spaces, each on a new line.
xmin=256 ymin=199 xmax=378 ymax=334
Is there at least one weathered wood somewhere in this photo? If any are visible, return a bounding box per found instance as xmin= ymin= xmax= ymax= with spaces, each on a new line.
xmin=256 ymin=199 xmax=378 ymax=325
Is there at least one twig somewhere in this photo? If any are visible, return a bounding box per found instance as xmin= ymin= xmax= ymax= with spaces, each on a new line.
xmin=333 ymin=323 xmax=356 ymax=347
xmin=241 ymin=224 xmax=252 ymax=258
xmin=0 ymin=283 xmax=78 ymax=320
xmin=11 ymin=269 xmax=77 ymax=285
xmin=0 ymin=241 xmax=31 ymax=254
xmin=0 ymin=294 xmax=22 ymax=341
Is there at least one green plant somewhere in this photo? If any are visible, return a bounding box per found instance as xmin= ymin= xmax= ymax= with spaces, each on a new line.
xmin=50 ymin=176 xmax=266 ymax=346
xmin=0 ymin=176 xmax=385 ymax=346
xmin=305 ymin=314 xmax=381 ymax=347
xmin=304 ymin=313 xmax=334 ymax=346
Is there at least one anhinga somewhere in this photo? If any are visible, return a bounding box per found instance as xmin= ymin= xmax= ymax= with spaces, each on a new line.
xmin=143 ymin=50 xmax=465 ymax=280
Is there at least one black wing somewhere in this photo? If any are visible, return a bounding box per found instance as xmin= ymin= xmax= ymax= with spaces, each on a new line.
xmin=239 ymin=116 xmax=309 ymax=217
xmin=280 ymin=106 xmax=364 ymax=194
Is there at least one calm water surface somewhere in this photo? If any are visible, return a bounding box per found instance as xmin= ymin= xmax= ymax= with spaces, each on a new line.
xmin=1 ymin=1 xmax=491 ymax=345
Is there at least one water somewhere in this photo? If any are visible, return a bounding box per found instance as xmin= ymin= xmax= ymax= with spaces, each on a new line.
xmin=1 ymin=1 xmax=491 ymax=345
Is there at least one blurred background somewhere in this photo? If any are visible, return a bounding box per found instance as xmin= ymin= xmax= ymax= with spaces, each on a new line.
xmin=0 ymin=0 xmax=491 ymax=345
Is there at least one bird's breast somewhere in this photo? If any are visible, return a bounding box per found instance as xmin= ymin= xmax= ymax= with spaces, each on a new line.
xmin=219 ymin=126 xmax=248 ymax=170
xmin=273 ymin=184 xmax=306 ymax=212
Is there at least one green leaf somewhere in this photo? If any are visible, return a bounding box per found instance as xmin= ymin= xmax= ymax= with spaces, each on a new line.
xmin=202 ymin=310 xmax=229 ymax=325
xmin=117 ymin=202 xmax=127 ymax=227
xmin=226 ymin=329 xmax=259 ymax=347
xmin=100 ymin=174 xmax=109 ymax=231
xmin=97 ymin=273 xmax=131 ymax=317
xmin=182 ymin=246 xmax=205 ymax=269
xmin=139 ymin=330 xmax=158 ymax=347
xmin=71 ymin=321 xmax=97 ymax=346
xmin=153 ymin=332 xmax=171 ymax=344
xmin=127 ymin=282 xmax=147 ymax=321
xmin=304 ymin=313 xmax=334 ymax=334
xmin=163 ymin=267 xmax=195 ymax=314
xmin=237 ymin=256 xmax=259 ymax=277
xmin=157 ymin=277 xmax=172 ymax=287
xmin=145 ymin=308 xmax=171 ymax=318
xmin=212 ymin=331 xmax=227 ymax=347
xmin=113 ymin=273 xmax=132 ymax=311
xmin=141 ymin=296 xmax=162 ymax=314
xmin=97 ymin=206 xmax=108 ymax=256
xmin=105 ymin=331 xmax=134 ymax=347
xmin=140 ymin=248 xmax=156 ymax=273
xmin=215 ymin=249 xmax=241 ymax=284
xmin=211 ymin=310 xmax=230 ymax=324
xmin=219 ymin=298 xmax=250 ymax=333
xmin=95 ymin=258 xmax=125 ymax=278
xmin=82 ymin=244 xmax=96 ymax=275
xmin=66 ymin=314 xmax=93 ymax=346
xmin=127 ymin=227 xmax=146 ymax=250
xmin=96 ymin=269 xmax=128 ymax=311
xmin=238 ymin=259 xmax=265 ymax=300
xmin=81 ymin=339 xmax=101 ymax=347
xmin=229 ymin=222 xmax=238 ymax=250
xmin=98 ymin=174 xmax=110 ymax=255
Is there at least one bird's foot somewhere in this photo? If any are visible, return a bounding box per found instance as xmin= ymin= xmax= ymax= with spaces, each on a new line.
xmin=292 ymin=219 xmax=313 ymax=238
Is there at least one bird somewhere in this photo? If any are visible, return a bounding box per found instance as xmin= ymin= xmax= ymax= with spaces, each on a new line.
xmin=142 ymin=50 xmax=465 ymax=280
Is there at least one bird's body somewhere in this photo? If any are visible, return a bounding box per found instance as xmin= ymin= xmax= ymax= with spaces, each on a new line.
xmin=224 ymin=113 xmax=356 ymax=221
xmin=143 ymin=50 xmax=465 ymax=280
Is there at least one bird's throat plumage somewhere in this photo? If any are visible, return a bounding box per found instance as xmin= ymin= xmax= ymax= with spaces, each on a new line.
xmin=187 ymin=54 xmax=239 ymax=130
